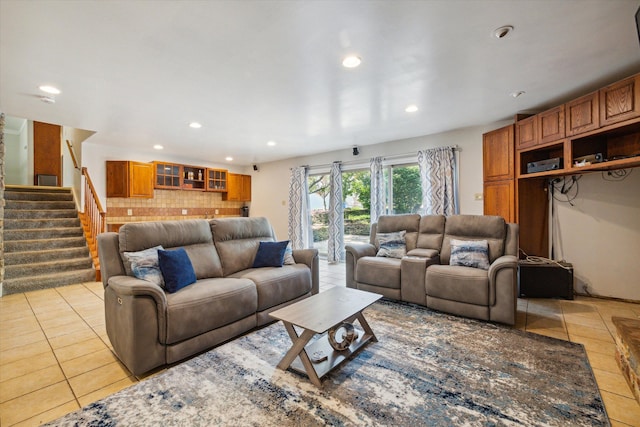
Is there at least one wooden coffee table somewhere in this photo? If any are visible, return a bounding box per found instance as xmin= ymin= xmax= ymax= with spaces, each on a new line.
xmin=269 ymin=286 xmax=382 ymax=387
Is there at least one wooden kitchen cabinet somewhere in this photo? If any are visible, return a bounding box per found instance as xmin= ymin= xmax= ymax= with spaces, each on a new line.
xmin=223 ymin=173 xmax=251 ymax=201
xmin=206 ymin=168 xmax=228 ymax=192
xmin=538 ymin=105 xmax=565 ymax=144
xmin=483 ymin=180 xmax=515 ymax=222
xmin=482 ymin=124 xmax=515 ymax=222
xmin=600 ymin=74 xmax=640 ymax=127
xmin=565 ymin=91 xmax=599 ymax=137
xmin=154 ymin=161 xmax=182 ymax=189
xmin=106 ymin=161 xmax=154 ymax=198
xmin=515 ymin=115 xmax=538 ymax=150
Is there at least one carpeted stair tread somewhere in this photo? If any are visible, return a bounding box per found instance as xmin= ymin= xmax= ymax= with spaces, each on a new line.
xmin=4 ymin=247 xmax=91 ymax=265
xmin=3 ymin=190 xmax=73 ymax=201
xmin=5 ymin=257 xmax=94 ymax=280
xmin=4 ymin=227 xmax=85 ymax=240
xmin=2 ymin=269 xmax=97 ymax=296
xmin=4 ymin=209 xmax=78 ymax=219
xmin=4 ymin=236 xmax=88 ymax=252
xmin=5 ymin=200 xmax=77 ymax=210
xmin=5 ymin=185 xmax=72 ymax=193
xmin=4 ymin=218 xmax=81 ymax=229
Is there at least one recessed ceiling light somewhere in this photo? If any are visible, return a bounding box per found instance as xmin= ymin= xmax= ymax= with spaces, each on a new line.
xmin=153 ymin=144 xmax=164 ymax=150
xmin=405 ymin=105 xmax=419 ymax=113
xmin=189 ymin=122 xmax=202 ymax=129
xmin=39 ymin=96 xmax=55 ymax=104
xmin=493 ymin=25 xmax=514 ymax=39
xmin=225 ymin=156 xmax=233 ymax=161
xmin=39 ymin=85 xmax=61 ymax=95
xmin=267 ymin=140 xmax=277 ymax=147
xmin=510 ymin=91 xmax=526 ymax=98
xmin=342 ymin=55 xmax=362 ymax=68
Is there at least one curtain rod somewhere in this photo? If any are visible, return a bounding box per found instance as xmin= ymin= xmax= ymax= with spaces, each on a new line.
xmin=304 ymin=145 xmax=459 ymax=171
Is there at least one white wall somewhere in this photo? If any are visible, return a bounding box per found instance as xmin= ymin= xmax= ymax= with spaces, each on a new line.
xmin=251 ymin=123 xmax=509 ymax=240
xmin=552 ymin=172 xmax=640 ymax=301
xmin=4 ymin=132 xmax=28 ymax=185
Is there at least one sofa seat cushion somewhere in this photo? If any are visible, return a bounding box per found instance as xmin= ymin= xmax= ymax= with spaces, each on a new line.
xmin=230 ymin=265 xmax=312 ymax=311
xmin=356 ymin=256 xmax=401 ymax=289
xmin=164 ymin=278 xmax=257 ymax=345
xmin=426 ymin=265 xmax=489 ymax=306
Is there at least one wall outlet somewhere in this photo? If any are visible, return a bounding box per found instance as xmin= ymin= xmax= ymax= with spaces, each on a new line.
xmin=214 ymin=209 xmax=219 ymax=215
xmin=182 ymin=209 xmax=187 ymax=215
xmin=127 ymin=209 xmax=132 ymax=216
xmin=474 ymin=193 xmax=483 ymax=201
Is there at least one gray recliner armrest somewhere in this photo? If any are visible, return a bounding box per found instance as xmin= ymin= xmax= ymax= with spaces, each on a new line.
xmin=487 ymin=255 xmax=519 ymax=325
xmin=292 ymin=248 xmax=320 ymax=294
xmin=107 ymin=275 xmax=168 ymax=307
xmin=345 ymin=243 xmax=377 ymax=288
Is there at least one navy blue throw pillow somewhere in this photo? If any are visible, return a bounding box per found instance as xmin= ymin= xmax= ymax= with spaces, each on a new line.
xmin=252 ymin=240 xmax=290 ymax=268
xmin=158 ymin=248 xmax=197 ymax=293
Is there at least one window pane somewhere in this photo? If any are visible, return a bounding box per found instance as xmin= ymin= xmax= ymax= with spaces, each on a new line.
xmin=391 ymin=165 xmax=421 ymax=214
xmin=342 ymin=170 xmax=371 ymax=247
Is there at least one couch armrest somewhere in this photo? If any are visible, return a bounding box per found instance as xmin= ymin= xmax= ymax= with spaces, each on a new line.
xmin=107 ymin=275 xmax=168 ymax=306
xmin=345 ymin=243 xmax=377 ymax=289
xmin=488 ymin=255 xmax=518 ymax=325
xmin=292 ymin=248 xmax=319 ymax=295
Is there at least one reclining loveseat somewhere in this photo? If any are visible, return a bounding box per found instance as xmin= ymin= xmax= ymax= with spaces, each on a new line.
xmin=346 ymin=214 xmax=518 ymax=325
xmin=98 ymin=217 xmax=318 ymax=375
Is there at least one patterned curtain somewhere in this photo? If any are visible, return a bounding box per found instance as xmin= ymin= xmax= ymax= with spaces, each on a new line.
xmin=327 ymin=162 xmax=344 ymax=263
xmin=418 ymin=146 xmax=457 ymax=216
xmin=288 ymin=166 xmax=313 ymax=249
xmin=370 ymin=156 xmax=385 ymax=224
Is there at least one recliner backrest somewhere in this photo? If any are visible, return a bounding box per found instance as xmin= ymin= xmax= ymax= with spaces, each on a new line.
xmin=440 ymin=215 xmax=506 ymax=265
xmin=210 ymin=217 xmax=276 ymax=276
xmin=373 ymin=214 xmax=421 ymax=251
xmin=416 ymin=215 xmax=446 ymax=251
xmin=119 ymin=219 xmax=223 ymax=279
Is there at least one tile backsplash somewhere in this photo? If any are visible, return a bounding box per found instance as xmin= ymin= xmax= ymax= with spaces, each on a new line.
xmin=107 ymin=189 xmax=246 ymax=225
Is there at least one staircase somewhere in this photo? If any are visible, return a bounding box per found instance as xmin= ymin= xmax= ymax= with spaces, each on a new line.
xmin=3 ymin=186 xmax=96 ymax=296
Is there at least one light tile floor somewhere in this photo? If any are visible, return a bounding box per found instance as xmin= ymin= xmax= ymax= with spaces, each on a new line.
xmin=1 ymin=262 xmax=639 ymax=426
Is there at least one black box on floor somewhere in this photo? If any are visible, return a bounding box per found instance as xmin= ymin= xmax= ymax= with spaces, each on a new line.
xmin=518 ymin=261 xmax=574 ymax=299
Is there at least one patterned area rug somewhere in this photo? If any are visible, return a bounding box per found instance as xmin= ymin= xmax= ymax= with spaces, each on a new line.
xmin=47 ymin=300 xmax=609 ymax=426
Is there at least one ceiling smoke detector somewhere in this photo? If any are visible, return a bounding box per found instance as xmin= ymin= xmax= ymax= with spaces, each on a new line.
xmin=493 ymin=25 xmax=514 ymax=39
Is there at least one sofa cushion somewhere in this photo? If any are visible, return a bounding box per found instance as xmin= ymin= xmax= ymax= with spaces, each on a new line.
xmin=119 ymin=220 xmax=223 ymax=279
xmin=230 ymin=265 xmax=312 ymax=311
xmin=122 ymin=245 xmax=165 ymax=287
xmin=406 ymin=248 xmax=439 ymax=258
xmin=158 ymin=248 xmax=197 ymax=293
xmin=440 ymin=215 xmax=506 ymax=265
xmin=252 ymin=240 xmax=289 ymax=268
xmin=164 ymin=277 xmax=257 ymax=345
xmin=210 ymin=217 xmax=276 ymax=276
xmin=376 ymin=214 xmax=421 ymax=251
xmin=426 ymin=264 xmax=489 ymax=306
xmin=356 ymin=256 xmax=401 ymax=289
xmin=449 ymin=239 xmax=490 ymax=270
xmin=376 ymin=231 xmax=407 ymax=258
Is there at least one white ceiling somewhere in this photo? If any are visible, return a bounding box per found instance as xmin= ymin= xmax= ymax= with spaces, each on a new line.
xmin=2 ymin=0 xmax=640 ymax=166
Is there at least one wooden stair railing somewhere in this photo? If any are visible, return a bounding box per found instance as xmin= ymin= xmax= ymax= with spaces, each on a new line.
xmin=66 ymin=140 xmax=106 ymax=281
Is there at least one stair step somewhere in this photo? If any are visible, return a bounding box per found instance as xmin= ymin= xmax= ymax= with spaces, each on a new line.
xmin=5 ymin=257 xmax=94 ymax=280
xmin=3 ymin=190 xmax=73 ymax=202
xmin=4 ymin=228 xmax=84 ymax=241
xmin=4 ymin=209 xmax=79 ymax=219
xmin=2 ymin=269 xmax=97 ymax=296
xmin=4 ymin=218 xmax=81 ymax=230
xmin=5 ymin=185 xmax=72 ymax=193
xmin=4 ymin=247 xmax=91 ymax=266
xmin=5 ymin=200 xmax=76 ymax=210
xmin=4 ymin=236 xmax=88 ymax=252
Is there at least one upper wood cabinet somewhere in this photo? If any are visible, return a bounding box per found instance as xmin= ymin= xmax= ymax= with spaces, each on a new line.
xmin=182 ymin=165 xmax=206 ymax=191
xmin=515 ymin=116 xmax=538 ymax=149
xmin=206 ymin=169 xmax=228 ymax=192
xmin=106 ymin=161 xmax=154 ymax=198
xmin=566 ymin=91 xmax=599 ymax=137
xmin=223 ymin=173 xmax=251 ymax=202
xmin=538 ymin=105 xmax=565 ymax=144
xmin=483 ymin=124 xmax=514 ymax=181
xmin=154 ymin=161 xmax=182 ymax=190
xmin=600 ymin=74 xmax=640 ymax=127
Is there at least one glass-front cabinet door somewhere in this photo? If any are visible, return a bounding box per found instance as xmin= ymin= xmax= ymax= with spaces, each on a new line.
xmin=206 ymin=168 xmax=227 ymax=192
xmin=154 ymin=162 xmax=182 ymax=189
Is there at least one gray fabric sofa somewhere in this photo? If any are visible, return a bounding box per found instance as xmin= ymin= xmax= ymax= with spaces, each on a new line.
xmin=346 ymin=214 xmax=519 ymax=325
xmin=98 ymin=217 xmax=318 ymax=375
